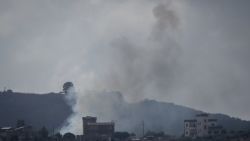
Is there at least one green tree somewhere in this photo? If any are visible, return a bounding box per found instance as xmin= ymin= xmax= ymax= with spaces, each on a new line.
xmin=38 ymin=126 xmax=49 ymax=139
xmin=55 ymin=132 xmax=62 ymax=139
xmin=16 ymin=120 xmax=25 ymax=128
xmin=6 ymin=89 xmax=13 ymax=93
xmin=113 ymin=132 xmax=130 ymax=140
xmin=63 ymin=82 xmax=74 ymax=94
xmin=63 ymin=132 xmax=75 ymax=141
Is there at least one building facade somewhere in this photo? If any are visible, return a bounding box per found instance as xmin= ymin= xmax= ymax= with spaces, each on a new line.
xmin=81 ymin=116 xmax=115 ymax=141
xmin=184 ymin=120 xmax=197 ymax=137
xmin=184 ymin=113 xmax=224 ymax=138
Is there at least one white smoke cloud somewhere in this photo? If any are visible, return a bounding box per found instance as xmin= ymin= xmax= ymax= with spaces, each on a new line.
xmin=57 ymin=1 xmax=183 ymax=134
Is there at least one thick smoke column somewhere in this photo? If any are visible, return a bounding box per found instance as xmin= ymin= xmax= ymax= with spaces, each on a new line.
xmin=1 ymin=0 xmax=250 ymax=135
xmin=92 ymin=0 xmax=181 ymax=101
xmin=60 ymin=82 xmax=78 ymax=133
xmin=63 ymin=82 xmax=77 ymax=107
xmin=60 ymin=0 xmax=183 ymax=134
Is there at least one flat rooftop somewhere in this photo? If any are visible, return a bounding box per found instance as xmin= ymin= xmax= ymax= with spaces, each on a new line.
xmin=88 ymin=122 xmax=114 ymax=126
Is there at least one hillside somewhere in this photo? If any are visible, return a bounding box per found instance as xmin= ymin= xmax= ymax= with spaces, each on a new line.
xmin=80 ymin=92 xmax=250 ymax=135
xmin=0 ymin=91 xmax=250 ymax=135
xmin=0 ymin=91 xmax=72 ymax=132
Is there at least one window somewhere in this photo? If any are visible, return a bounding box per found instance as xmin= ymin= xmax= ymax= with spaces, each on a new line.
xmin=186 ymin=123 xmax=188 ymax=127
xmin=190 ymin=123 xmax=196 ymax=127
xmin=204 ymin=125 xmax=207 ymax=129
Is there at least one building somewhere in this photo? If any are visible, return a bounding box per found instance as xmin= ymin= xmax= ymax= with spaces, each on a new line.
xmin=184 ymin=120 xmax=197 ymax=137
xmin=0 ymin=124 xmax=33 ymax=141
xmin=184 ymin=113 xmax=224 ymax=138
xmin=82 ymin=116 xmax=115 ymax=141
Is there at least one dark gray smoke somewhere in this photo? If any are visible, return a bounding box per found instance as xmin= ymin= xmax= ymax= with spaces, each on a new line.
xmin=1 ymin=0 xmax=250 ymax=134
xmin=93 ymin=1 xmax=181 ymax=102
xmin=60 ymin=1 xmax=183 ymax=134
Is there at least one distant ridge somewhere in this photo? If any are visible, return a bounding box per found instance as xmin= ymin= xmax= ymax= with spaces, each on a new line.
xmin=79 ymin=91 xmax=250 ymax=135
xmin=0 ymin=91 xmax=73 ymax=132
xmin=0 ymin=91 xmax=250 ymax=135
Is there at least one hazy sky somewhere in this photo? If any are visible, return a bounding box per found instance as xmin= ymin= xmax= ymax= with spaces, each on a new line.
xmin=0 ymin=0 xmax=250 ymax=120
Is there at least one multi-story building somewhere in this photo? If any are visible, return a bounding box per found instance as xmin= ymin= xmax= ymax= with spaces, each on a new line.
xmin=0 ymin=122 xmax=33 ymax=141
xmin=184 ymin=119 xmax=197 ymax=137
xmin=184 ymin=113 xmax=224 ymax=138
xmin=81 ymin=116 xmax=115 ymax=141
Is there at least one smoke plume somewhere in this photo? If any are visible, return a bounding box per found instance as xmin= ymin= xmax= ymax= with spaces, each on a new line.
xmin=59 ymin=0 xmax=183 ymax=134
xmin=1 ymin=0 xmax=250 ymax=134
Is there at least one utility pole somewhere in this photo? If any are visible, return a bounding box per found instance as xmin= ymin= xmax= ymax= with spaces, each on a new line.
xmin=52 ymin=126 xmax=55 ymax=136
xmin=142 ymin=120 xmax=144 ymax=138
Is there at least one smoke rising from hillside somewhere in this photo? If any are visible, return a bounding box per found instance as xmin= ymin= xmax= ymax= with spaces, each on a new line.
xmin=59 ymin=1 xmax=182 ymax=134
xmin=1 ymin=0 xmax=250 ymax=134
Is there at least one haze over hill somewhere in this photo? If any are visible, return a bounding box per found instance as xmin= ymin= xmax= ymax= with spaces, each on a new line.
xmin=0 ymin=91 xmax=72 ymax=132
xmin=1 ymin=90 xmax=249 ymax=135
xmin=1 ymin=0 xmax=250 ymax=122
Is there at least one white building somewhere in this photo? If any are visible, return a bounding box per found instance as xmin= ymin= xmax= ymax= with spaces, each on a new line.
xmin=184 ymin=119 xmax=197 ymax=137
xmin=184 ymin=113 xmax=223 ymax=138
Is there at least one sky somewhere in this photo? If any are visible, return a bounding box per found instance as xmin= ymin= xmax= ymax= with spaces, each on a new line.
xmin=0 ymin=0 xmax=250 ymax=121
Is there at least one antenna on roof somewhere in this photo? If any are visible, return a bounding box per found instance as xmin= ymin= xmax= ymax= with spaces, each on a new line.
xmin=142 ymin=120 xmax=144 ymax=138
